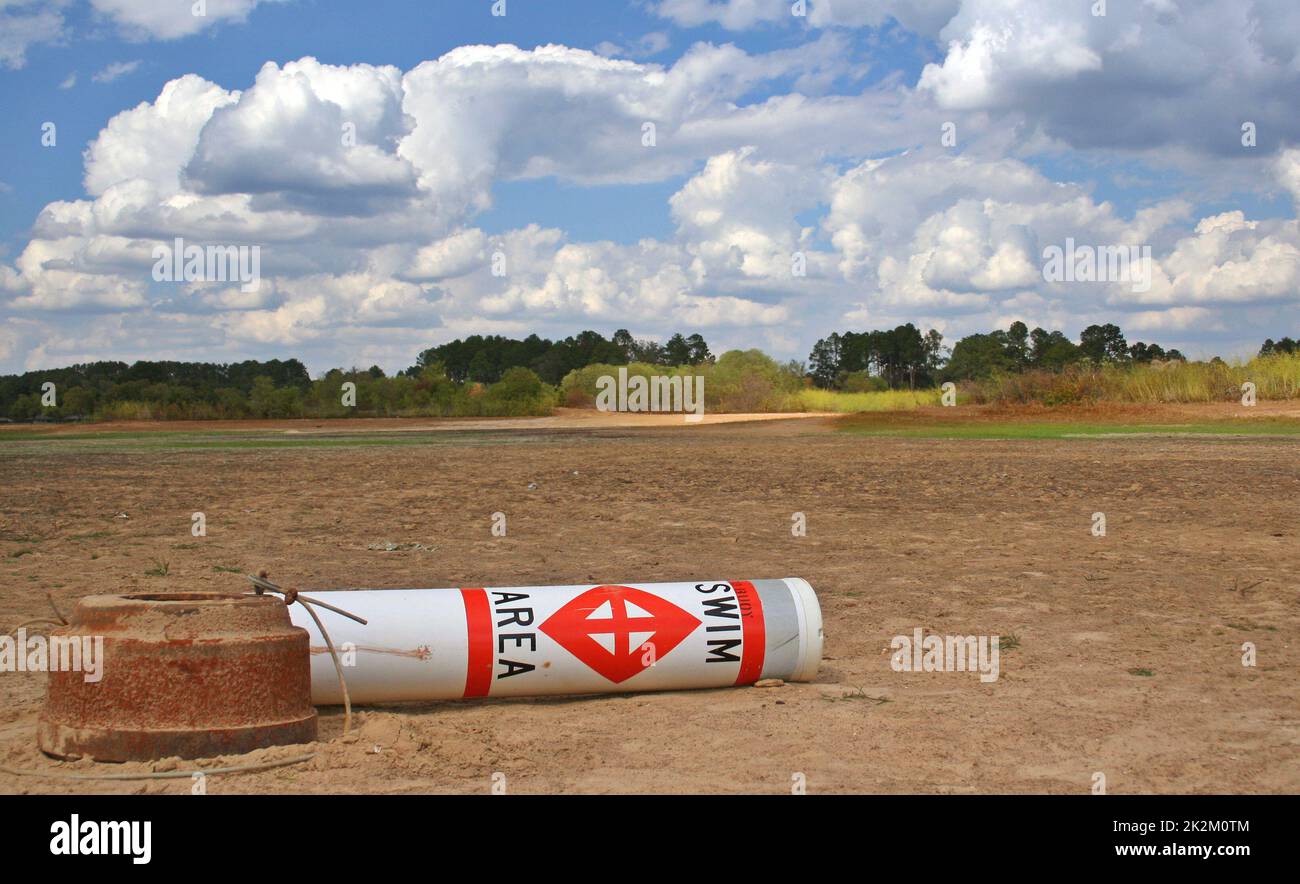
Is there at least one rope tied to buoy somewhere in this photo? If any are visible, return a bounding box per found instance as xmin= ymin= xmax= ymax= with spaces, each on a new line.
xmin=246 ymin=571 xmax=367 ymax=739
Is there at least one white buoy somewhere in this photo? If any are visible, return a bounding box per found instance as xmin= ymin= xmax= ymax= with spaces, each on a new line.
xmin=288 ymin=579 xmax=823 ymax=703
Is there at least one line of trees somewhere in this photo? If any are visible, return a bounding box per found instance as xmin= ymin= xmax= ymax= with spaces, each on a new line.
xmin=0 ymin=330 xmax=715 ymax=421
xmin=944 ymin=322 xmax=1185 ymax=381
xmin=1 ymin=323 xmax=1288 ymax=421
xmin=1260 ymin=337 xmax=1298 ymax=356
xmin=412 ymin=329 xmax=712 ymax=385
xmin=0 ymin=358 xmax=312 ymax=421
xmin=807 ymin=321 xmax=1190 ymax=390
xmin=807 ymin=324 xmax=945 ymax=389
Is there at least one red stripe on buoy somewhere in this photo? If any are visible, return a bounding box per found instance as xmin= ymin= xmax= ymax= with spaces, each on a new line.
xmin=461 ymin=588 xmax=493 ymax=698
xmin=731 ymin=580 xmax=766 ymax=685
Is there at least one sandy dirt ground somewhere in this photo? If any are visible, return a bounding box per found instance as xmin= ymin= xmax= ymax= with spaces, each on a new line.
xmin=0 ymin=407 xmax=834 ymax=437
xmin=1 ymin=412 xmax=1297 ymax=794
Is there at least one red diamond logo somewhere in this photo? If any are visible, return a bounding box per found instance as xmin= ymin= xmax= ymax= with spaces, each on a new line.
xmin=540 ymin=585 xmax=702 ymax=683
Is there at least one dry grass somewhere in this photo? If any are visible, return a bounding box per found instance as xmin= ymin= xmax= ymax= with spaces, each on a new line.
xmin=970 ymin=353 xmax=1300 ymax=405
xmin=785 ymin=388 xmax=941 ymax=412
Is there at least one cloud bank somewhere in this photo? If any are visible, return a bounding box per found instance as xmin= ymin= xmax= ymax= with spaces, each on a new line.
xmin=4 ymin=1 xmax=1299 ymax=373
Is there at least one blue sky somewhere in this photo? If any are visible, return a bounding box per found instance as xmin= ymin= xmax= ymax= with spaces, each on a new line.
xmin=1 ymin=1 xmax=938 ymax=250
xmin=2 ymin=0 xmax=1298 ymax=375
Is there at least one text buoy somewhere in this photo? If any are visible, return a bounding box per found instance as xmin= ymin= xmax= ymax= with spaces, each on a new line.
xmin=288 ymin=579 xmax=823 ymax=703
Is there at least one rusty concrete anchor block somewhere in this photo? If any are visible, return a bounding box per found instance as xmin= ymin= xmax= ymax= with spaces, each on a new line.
xmin=38 ymin=592 xmax=317 ymax=762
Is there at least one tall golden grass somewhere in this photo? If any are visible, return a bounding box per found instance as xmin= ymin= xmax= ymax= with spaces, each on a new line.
xmin=971 ymin=353 xmax=1300 ymax=405
xmin=784 ymin=388 xmax=941 ymax=412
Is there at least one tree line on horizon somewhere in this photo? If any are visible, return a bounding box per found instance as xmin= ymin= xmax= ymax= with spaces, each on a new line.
xmin=1260 ymin=337 xmax=1299 ymax=357
xmin=0 ymin=324 xmax=1280 ymax=421
xmin=410 ymin=328 xmax=712 ymax=385
xmin=0 ymin=329 xmax=714 ymax=421
xmin=807 ymin=322 xmax=1188 ymax=391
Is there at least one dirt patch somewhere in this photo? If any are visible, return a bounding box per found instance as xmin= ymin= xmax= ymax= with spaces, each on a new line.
xmin=1 ymin=416 xmax=1296 ymax=793
xmin=0 ymin=408 xmax=837 ymax=438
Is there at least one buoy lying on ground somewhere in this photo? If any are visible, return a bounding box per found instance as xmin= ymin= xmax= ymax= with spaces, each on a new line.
xmin=39 ymin=592 xmax=317 ymax=762
xmin=288 ymin=579 xmax=823 ymax=703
